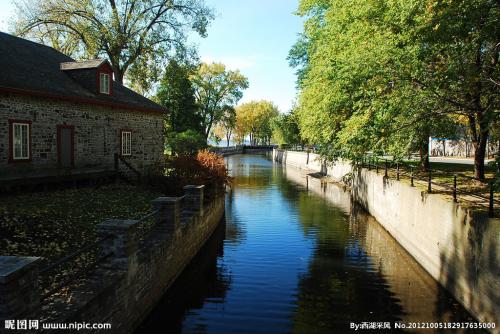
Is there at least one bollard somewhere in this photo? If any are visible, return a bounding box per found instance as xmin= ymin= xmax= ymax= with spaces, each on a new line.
xmin=428 ymin=169 xmax=432 ymax=193
xmin=489 ymin=182 xmax=494 ymax=218
xmin=410 ymin=167 xmax=414 ymax=187
xmin=0 ymin=256 xmax=41 ymax=324
xmin=453 ymin=174 xmax=457 ymax=202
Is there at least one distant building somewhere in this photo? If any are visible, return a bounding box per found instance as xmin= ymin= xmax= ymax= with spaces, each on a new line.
xmin=429 ymin=137 xmax=498 ymax=158
xmin=0 ymin=32 xmax=166 ymax=184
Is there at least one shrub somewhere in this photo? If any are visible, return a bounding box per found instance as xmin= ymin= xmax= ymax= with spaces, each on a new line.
xmin=167 ymin=130 xmax=207 ymax=155
xmin=146 ymin=150 xmax=231 ymax=199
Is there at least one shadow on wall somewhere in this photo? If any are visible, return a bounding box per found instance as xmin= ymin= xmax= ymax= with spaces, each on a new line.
xmin=437 ymin=211 xmax=499 ymax=329
xmin=353 ymin=165 xmax=499 ymax=328
xmin=352 ymin=167 xmax=369 ymax=210
xmin=134 ymin=219 xmax=230 ymax=334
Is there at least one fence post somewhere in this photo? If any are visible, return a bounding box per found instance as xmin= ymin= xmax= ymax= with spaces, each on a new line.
xmin=151 ymin=197 xmax=182 ymax=233
xmin=489 ymin=182 xmax=495 ymax=218
xmin=410 ymin=167 xmax=414 ymax=187
xmin=96 ymin=219 xmax=140 ymax=270
xmin=184 ymin=185 xmax=205 ymax=216
xmin=0 ymin=256 xmax=41 ymax=324
xmin=453 ymin=174 xmax=457 ymax=202
xmin=428 ymin=169 xmax=432 ymax=193
xmin=396 ymin=163 xmax=400 ymax=181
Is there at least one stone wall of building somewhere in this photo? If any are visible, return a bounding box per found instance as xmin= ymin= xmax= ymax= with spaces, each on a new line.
xmin=0 ymin=92 xmax=164 ymax=177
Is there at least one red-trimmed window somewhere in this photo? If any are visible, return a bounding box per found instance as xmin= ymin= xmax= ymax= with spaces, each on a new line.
xmin=121 ymin=130 xmax=132 ymax=156
xmin=9 ymin=120 xmax=31 ymax=162
xmin=99 ymin=73 xmax=110 ymax=94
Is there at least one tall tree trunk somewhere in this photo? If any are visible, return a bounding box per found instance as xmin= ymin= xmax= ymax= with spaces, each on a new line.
xmin=470 ymin=41 xmax=488 ymax=180
xmin=468 ymin=109 xmax=488 ymax=180
xmin=419 ymin=138 xmax=430 ymax=171
xmin=473 ymin=138 xmax=486 ymax=180
xmin=472 ymin=120 xmax=488 ymax=180
xmin=112 ymin=66 xmax=124 ymax=84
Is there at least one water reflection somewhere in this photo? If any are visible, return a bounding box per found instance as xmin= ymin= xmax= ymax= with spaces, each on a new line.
xmin=135 ymin=222 xmax=230 ymax=333
xmin=136 ymin=154 xmax=480 ymax=333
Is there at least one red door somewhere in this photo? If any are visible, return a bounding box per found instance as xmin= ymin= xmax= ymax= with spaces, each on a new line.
xmin=57 ymin=125 xmax=75 ymax=168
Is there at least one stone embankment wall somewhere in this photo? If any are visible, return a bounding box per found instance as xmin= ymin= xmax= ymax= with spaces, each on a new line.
xmin=273 ymin=149 xmax=499 ymax=329
xmin=0 ymin=185 xmax=225 ymax=334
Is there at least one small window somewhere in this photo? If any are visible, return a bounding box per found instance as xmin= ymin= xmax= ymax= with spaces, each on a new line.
xmin=100 ymin=73 xmax=110 ymax=94
xmin=121 ymin=131 xmax=131 ymax=156
xmin=10 ymin=121 xmax=31 ymax=161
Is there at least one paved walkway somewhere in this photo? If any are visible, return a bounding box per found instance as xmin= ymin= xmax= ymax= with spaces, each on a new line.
xmin=430 ymin=157 xmax=494 ymax=165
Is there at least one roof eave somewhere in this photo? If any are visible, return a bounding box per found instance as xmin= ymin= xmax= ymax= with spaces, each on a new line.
xmin=0 ymin=86 xmax=168 ymax=115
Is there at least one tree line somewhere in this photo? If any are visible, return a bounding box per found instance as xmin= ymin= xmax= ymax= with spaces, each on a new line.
xmin=11 ymin=0 xmax=251 ymax=154
xmin=287 ymin=0 xmax=498 ymax=180
xmin=11 ymin=0 xmax=286 ymax=154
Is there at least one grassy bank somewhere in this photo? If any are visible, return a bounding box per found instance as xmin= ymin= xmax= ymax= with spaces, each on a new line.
xmin=0 ymin=184 xmax=162 ymax=263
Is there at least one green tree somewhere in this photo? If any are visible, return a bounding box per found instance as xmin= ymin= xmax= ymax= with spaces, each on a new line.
xmin=271 ymin=110 xmax=302 ymax=148
xmin=290 ymin=0 xmax=498 ymax=178
xmin=412 ymin=0 xmax=499 ymax=179
xmin=168 ymin=129 xmax=207 ymax=155
xmin=217 ymin=105 xmax=236 ymax=147
xmin=156 ymin=60 xmax=203 ymax=134
xmin=13 ymin=0 xmax=214 ymax=91
xmin=191 ymin=62 xmax=249 ymax=139
xmin=236 ymin=100 xmax=279 ymax=145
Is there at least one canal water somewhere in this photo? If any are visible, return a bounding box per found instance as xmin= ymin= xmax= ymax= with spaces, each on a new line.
xmin=136 ymin=154 xmax=479 ymax=333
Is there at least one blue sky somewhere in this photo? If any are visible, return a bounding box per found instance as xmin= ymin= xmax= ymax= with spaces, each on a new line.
xmin=0 ymin=0 xmax=302 ymax=112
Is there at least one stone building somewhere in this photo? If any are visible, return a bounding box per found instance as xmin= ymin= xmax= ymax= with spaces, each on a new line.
xmin=0 ymin=32 xmax=166 ymax=183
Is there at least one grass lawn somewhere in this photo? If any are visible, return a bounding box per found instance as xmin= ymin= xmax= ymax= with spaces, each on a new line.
xmin=0 ymin=184 xmax=162 ymax=264
xmin=372 ymin=160 xmax=499 ymax=215
xmin=398 ymin=161 xmax=496 ymax=191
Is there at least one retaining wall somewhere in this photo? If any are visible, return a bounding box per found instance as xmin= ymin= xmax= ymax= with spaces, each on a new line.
xmin=0 ymin=185 xmax=225 ymax=334
xmin=273 ymin=149 xmax=499 ymax=329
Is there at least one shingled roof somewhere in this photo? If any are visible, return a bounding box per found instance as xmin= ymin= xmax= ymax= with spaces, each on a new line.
xmin=60 ymin=59 xmax=107 ymax=70
xmin=0 ymin=32 xmax=166 ymax=113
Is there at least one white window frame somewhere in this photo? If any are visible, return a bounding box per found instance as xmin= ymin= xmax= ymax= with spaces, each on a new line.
xmin=12 ymin=122 xmax=30 ymax=160
xmin=121 ymin=131 xmax=132 ymax=156
xmin=100 ymin=73 xmax=110 ymax=94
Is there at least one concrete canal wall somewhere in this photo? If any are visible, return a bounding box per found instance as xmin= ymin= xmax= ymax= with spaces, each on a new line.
xmin=274 ymin=149 xmax=499 ymax=328
xmin=211 ymin=145 xmax=274 ymax=156
xmin=0 ymin=186 xmax=225 ymax=334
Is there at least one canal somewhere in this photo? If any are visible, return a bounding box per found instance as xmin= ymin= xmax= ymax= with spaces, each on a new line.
xmin=136 ymin=154 xmax=479 ymax=333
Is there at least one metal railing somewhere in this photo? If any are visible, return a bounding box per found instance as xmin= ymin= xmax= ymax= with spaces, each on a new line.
xmin=114 ymin=153 xmax=141 ymax=183
xmin=135 ymin=209 xmax=160 ymax=243
xmin=360 ymin=156 xmax=497 ymax=217
xmin=39 ymin=234 xmax=114 ymax=301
